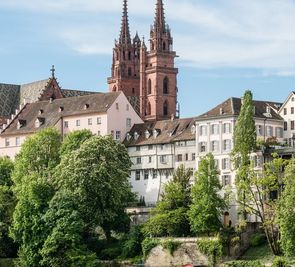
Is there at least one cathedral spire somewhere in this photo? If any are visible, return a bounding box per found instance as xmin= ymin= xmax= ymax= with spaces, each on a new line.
xmin=154 ymin=0 xmax=166 ymax=34
xmin=119 ymin=0 xmax=131 ymax=45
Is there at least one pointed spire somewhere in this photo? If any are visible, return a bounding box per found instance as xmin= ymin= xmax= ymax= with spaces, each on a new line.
xmin=154 ymin=0 xmax=166 ymax=34
xmin=119 ymin=0 xmax=131 ymax=45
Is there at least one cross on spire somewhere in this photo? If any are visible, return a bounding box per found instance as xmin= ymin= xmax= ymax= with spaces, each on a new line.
xmin=50 ymin=65 xmax=55 ymax=78
xmin=119 ymin=0 xmax=131 ymax=45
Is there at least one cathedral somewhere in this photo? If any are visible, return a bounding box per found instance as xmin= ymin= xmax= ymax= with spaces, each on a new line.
xmin=108 ymin=0 xmax=179 ymax=121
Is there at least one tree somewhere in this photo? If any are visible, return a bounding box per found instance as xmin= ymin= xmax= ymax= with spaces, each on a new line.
xmin=279 ymin=157 xmax=295 ymax=257
xmin=0 ymin=157 xmax=17 ymax=258
xmin=188 ymin=153 xmax=226 ymax=235
xmin=143 ymin=165 xmax=193 ymax=237
xmin=55 ymin=135 xmax=134 ymax=240
xmin=232 ymin=90 xmax=257 ymax=220
xmin=11 ymin=128 xmax=61 ymax=266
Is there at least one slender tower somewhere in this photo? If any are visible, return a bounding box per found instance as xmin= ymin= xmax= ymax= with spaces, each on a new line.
xmin=108 ymin=0 xmax=141 ymax=112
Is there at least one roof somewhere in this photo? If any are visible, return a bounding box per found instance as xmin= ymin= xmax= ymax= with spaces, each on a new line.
xmin=20 ymin=79 xmax=51 ymax=103
xmin=124 ymin=117 xmax=196 ymax=146
xmin=1 ymin=92 xmax=121 ymax=136
xmin=0 ymin=117 xmax=7 ymax=127
xmin=0 ymin=83 xmax=20 ymax=117
xmin=197 ymin=97 xmax=283 ymax=121
xmin=62 ymin=89 xmax=98 ymax=98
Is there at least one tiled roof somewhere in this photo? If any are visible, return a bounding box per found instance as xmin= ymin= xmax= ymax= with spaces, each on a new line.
xmin=197 ymin=97 xmax=283 ymax=121
xmin=20 ymin=79 xmax=51 ymax=103
xmin=0 ymin=83 xmax=20 ymax=117
xmin=62 ymin=89 xmax=98 ymax=98
xmin=0 ymin=117 xmax=7 ymax=127
xmin=124 ymin=117 xmax=196 ymax=146
xmin=1 ymin=92 xmax=121 ymax=136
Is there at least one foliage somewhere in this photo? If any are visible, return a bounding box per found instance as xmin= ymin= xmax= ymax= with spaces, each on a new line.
xmin=197 ymin=238 xmax=223 ymax=267
xmin=188 ymin=153 xmax=226 ymax=235
xmin=55 ymin=135 xmax=134 ymax=240
xmin=143 ymin=165 xmax=192 ymax=237
xmin=121 ymin=225 xmax=144 ymax=258
xmin=60 ymin=129 xmax=93 ymax=156
xmin=278 ymin=157 xmax=295 ymax=257
xmin=250 ymin=233 xmax=267 ymax=247
xmin=226 ymin=260 xmax=264 ymax=267
xmin=0 ymin=259 xmax=15 ymax=267
xmin=162 ymin=239 xmax=181 ymax=255
xmin=272 ymin=257 xmax=290 ymax=267
xmin=141 ymin=238 xmax=159 ymax=259
xmin=0 ymin=157 xmax=14 ymax=186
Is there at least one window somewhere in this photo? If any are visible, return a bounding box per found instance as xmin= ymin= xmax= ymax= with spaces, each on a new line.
xmin=199 ymin=142 xmax=207 ymax=153
xmin=276 ymin=127 xmax=283 ymax=138
xmin=211 ymin=124 xmax=219 ymax=135
xmin=223 ymin=140 xmax=232 ymax=151
xmin=116 ymin=131 xmax=121 ymax=140
xmin=148 ymin=145 xmax=153 ymax=150
xmin=5 ymin=138 xmax=9 ymax=147
xmin=146 ymin=101 xmax=151 ymax=116
xmin=128 ymin=67 xmax=132 ymax=76
xmin=64 ymin=121 xmax=69 ymax=128
xmin=253 ymin=155 xmax=262 ymax=168
xmin=222 ymin=175 xmax=231 ymax=186
xmin=135 ymin=170 xmax=140 ymax=181
xmin=160 ymin=155 xmax=167 ymax=164
xmin=126 ymin=104 xmax=129 ymax=111
xmin=214 ymin=159 xmax=219 ymax=169
xmin=211 ymin=141 xmax=219 ymax=152
xmin=291 ymin=121 xmax=295 ymax=131
xmin=292 ymin=107 xmax=294 ymax=114
xmin=148 ymin=156 xmax=152 ymax=163
xmin=148 ymin=79 xmax=152 ymax=95
xmin=88 ymin=118 xmax=92 ymax=125
xmin=223 ymin=123 xmax=231 ymax=134
xmin=284 ymin=121 xmax=288 ymax=131
xmin=126 ymin=118 xmax=131 ymax=127
xmin=136 ymin=157 xmax=141 ymax=164
xmin=97 ymin=131 xmax=101 ymax=136
xmin=200 ymin=125 xmax=207 ymax=136
xmin=222 ymin=158 xmax=231 ymax=170
xmin=116 ymin=103 xmax=119 ymax=110
xmin=97 ymin=117 xmax=102 ymax=124
xmin=284 ymin=108 xmax=287 ymax=115
xmin=163 ymin=77 xmax=169 ymax=94
xmin=256 ymin=125 xmax=263 ymax=136
xmin=15 ymin=137 xmax=20 ymax=146
xmin=111 ymin=130 xmax=114 ymax=138
xmin=76 ymin=120 xmax=80 ymax=127
xmin=266 ymin=126 xmax=274 ymax=136
xmin=185 ymin=153 xmax=189 ymax=161
xmin=153 ymin=170 xmax=157 ymax=179
xmin=163 ymin=101 xmax=168 ymax=116
xmin=136 ymin=146 xmax=140 ymax=151
xmin=192 ymin=153 xmax=196 ymax=161
xmin=177 ymin=154 xmax=183 ymax=162
xmin=144 ymin=170 xmax=149 ymax=180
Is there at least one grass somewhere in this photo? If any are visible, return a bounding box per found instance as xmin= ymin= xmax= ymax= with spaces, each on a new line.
xmin=239 ymin=243 xmax=274 ymax=264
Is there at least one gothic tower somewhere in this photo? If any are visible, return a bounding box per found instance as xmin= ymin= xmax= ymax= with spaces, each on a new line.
xmin=108 ymin=0 xmax=141 ymax=112
xmin=141 ymin=0 xmax=179 ymax=121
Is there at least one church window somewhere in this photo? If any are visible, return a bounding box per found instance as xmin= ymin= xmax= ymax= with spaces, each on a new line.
xmin=163 ymin=42 xmax=166 ymax=51
xmin=148 ymin=79 xmax=152 ymax=94
xmin=163 ymin=101 xmax=168 ymax=116
xmin=123 ymin=51 xmax=126 ymax=60
xmin=128 ymin=67 xmax=132 ymax=76
xmin=113 ymin=85 xmax=117 ymax=92
xmin=146 ymin=102 xmax=151 ymax=116
xmin=128 ymin=51 xmax=131 ymax=60
xmin=163 ymin=77 xmax=169 ymax=94
xmin=132 ymin=88 xmax=135 ymax=94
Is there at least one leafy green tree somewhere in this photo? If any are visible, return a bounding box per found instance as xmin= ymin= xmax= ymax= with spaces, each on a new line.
xmin=0 ymin=157 xmax=17 ymax=258
xmin=60 ymin=129 xmax=93 ymax=156
xmin=143 ymin=165 xmax=193 ymax=237
xmin=55 ymin=135 xmax=134 ymax=240
xmin=11 ymin=128 xmax=61 ymax=266
xmin=232 ymin=90 xmax=257 ymax=221
xmin=188 ymin=153 xmax=226 ymax=235
xmin=279 ymin=157 xmax=295 ymax=257
xmin=40 ymin=190 xmax=96 ymax=267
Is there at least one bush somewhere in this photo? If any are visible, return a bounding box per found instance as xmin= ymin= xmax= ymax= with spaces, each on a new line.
xmin=98 ymin=247 xmax=122 ymax=260
xmin=141 ymin=238 xmax=159 ymax=259
xmin=162 ymin=239 xmax=181 ymax=255
xmin=0 ymin=259 xmax=15 ymax=267
xmin=121 ymin=225 xmax=144 ymax=258
xmin=272 ymin=256 xmax=290 ymax=267
xmin=197 ymin=238 xmax=223 ymax=266
xmin=226 ymin=260 xmax=264 ymax=267
xmin=250 ymin=233 xmax=266 ymax=247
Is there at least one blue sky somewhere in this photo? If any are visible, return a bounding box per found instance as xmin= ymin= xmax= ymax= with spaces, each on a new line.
xmin=1 ymin=0 xmax=295 ymax=118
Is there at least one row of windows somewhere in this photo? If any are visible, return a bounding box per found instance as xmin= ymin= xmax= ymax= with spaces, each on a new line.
xmin=199 ymin=123 xmax=232 ymax=136
xmin=176 ymin=153 xmax=196 ymax=162
xmin=284 ymin=121 xmax=295 ymax=131
xmin=283 ymin=107 xmax=295 ymax=115
xmin=147 ymin=77 xmax=169 ymax=95
xmin=257 ymin=125 xmax=283 ymax=137
xmin=199 ymin=140 xmax=232 ymax=153
xmin=5 ymin=137 xmax=21 ymax=147
xmin=135 ymin=155 xmax=168 ymax=165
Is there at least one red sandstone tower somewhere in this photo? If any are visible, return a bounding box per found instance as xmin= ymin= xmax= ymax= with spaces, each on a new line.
xmin=108 ymin=0 xmax=179 ymax=121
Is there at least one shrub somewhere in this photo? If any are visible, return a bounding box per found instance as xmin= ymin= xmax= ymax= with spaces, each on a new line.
xmin=272 ymin=256 xmax=290 ymax=267
xmin=226 ymin=260 xmax=264 ymax=267
xmin=121 ymin=225 xmax=144 ymax=258
xmin=250 ymin=233 xmax=266 ymax=247
xmin=162 ymin=239 xmax=181 ymax=255
xmin=98 ymin=247 xmax=122 ymax=260
xmin=197 ymin=238 xmax=223 ymax=267
xmin=141 ymin=238 xmax=159 ymax=259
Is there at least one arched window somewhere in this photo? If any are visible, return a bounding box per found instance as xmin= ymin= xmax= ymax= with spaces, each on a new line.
xmin=163 ymin=77 xmax=169 ymax=94
xmin=132 ymin=88 xmax=135 ymax=94
xmin=128 ymin=67 xmax=132 ymax=77
xmin=148 ymin=79 xmax=152 ymax=95
xmin=163 ymin=42 xmax=166 ymax=51
xmin=128 ymin=51 xmax=131 ymax=60
xmin=163 ymin=101 xmax=168 ymax=116
xmin=146 ymin=101 xmax=151 ymax=116
xmin=112 ymin=85 xmax=117 ymax=92
xmin=123 ymin=51 xmax=126 ymax=60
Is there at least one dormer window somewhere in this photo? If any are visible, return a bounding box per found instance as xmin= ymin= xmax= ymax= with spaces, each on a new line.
xmin=266 ymin=106 xmax=271 ymax=114
xmin=153 ymin=129 xmax=159 ymax=138
xmin=35 ymin=118 xmax=45 ymax=128
xmin=126 ymin=133 xmax=131 ymax=141
xmin=134 ymin=131 xmax=139 ymax=140
xmin=59 ymin=107 xmax=64 ymax=112
xmin=191 ymin=125 xmax=196 ymax=134
xmin=39 ymin=109 xmax=44 ymax=115
xmin=17 ymin=119 xmax=26 ymax=130
xmin=145 ymin=130 xmax=150 ymax=139
xmin=84 ymin=104 xmax=89 ymax=110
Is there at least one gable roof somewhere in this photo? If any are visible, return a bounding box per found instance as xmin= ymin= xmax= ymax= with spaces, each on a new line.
xmin=124 ymin=117 xmax=196 ymax=146
xmin=197 ymin=97 xmax=283 ymax=121
xmin=1 ymin=92 xmax=121 ymax=136
xmin=20 ymin=79 xmax=51 ymax=103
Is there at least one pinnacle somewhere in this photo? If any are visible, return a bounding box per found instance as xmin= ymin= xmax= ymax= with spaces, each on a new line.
xmin=119 ymin=0 xmax=131 ymax=45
